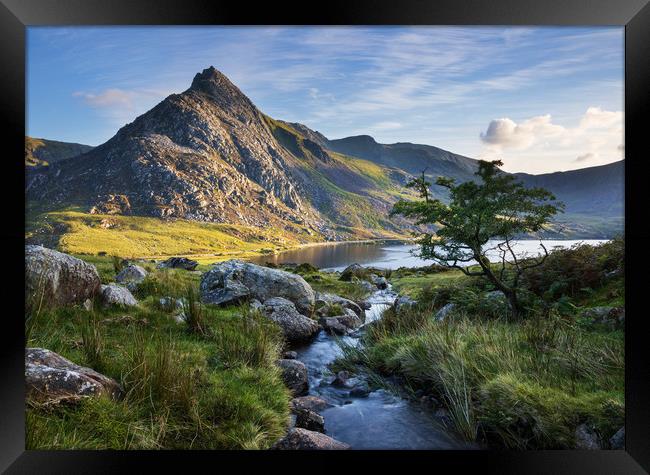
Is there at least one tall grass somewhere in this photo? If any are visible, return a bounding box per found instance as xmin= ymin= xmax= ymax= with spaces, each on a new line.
xmin=80 ymin=311 xmax=104 ymax=372
xmin=210 ymin=304 xmax=283 ymax=369
xmin=343 ymin=306 xmax=623 ymax=448
xmin=182 ymin=285 xmax=209 ymax=336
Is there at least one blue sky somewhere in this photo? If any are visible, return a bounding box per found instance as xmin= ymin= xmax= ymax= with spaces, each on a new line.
xmin=27 ymin=26 xmax=624 ymax=174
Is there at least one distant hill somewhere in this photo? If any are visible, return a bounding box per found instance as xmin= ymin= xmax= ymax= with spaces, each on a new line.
xmin=25 ymin=137 xmax=94 ymax=167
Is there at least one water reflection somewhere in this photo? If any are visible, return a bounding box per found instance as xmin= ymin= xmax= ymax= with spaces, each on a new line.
xmin=248 ymin=239 xmax=609 ymax=271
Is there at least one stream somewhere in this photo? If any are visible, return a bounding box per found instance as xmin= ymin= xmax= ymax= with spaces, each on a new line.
xmin=291 ymin=286 xmax=473 ymax=449
xmin=258 ymin=240 xmax=607 ymax=449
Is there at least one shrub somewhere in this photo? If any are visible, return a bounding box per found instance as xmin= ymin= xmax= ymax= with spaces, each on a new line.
xmin=523 ymin=238 xmax=624 ymax=300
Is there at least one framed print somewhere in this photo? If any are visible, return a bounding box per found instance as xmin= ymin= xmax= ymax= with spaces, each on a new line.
xmin=2 ymin=0 xmax=649 ymax=472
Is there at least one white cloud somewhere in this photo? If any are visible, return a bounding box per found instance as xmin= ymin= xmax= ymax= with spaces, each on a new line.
xmin=479 ymin=107 xmax=623 ymax=172
xmin=73 ymin=88 xmax=134 ymax=108
xmin=480 ymin=115 xmax=564 ymax=149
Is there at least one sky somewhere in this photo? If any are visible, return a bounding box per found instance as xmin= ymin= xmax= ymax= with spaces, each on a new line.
xmin=27 ymin=26 xmax=624 ymax=174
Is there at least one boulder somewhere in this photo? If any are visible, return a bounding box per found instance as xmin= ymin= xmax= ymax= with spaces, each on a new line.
xmin=200 ymin=260 xmax=315 ymax=314
xmin=332 ymin=370 xmax=350 ymax=387
xmin=320 ymin=317 xmax=348 ymax=336
xmin=159 ymin=297 xmax=185 ymax=312
xmin=609 ymin=426 xmax=625 ymax=449
xmin=282 ymin=351 xmax=298 ymax=360
xmin=25 ymin=348 xmax=122 ymax=405
xmin=315 ymin=292 xmax=363 ymax=317
xmin=100 ymin=284 xmax=138 ymax=307
xmin=272 ymin=428 xmax=349 ymax=450
xmin=157 ymin=257 xmax=199 ymax=271
xmin=575 ymin=423 xmax=601 ymax=450
xmin=290 ymin=395 xmax=330 ymax=413
xmin=335 ymin=309 xmax=363 ymax=329
xmin=262 ymin=297 xmax=320 ymax=343
xmin=358 ymin=299 xmax=372 ymax=310
xmin=349 ymin=382 xmax=371 ymax=398
xmin=583 ymin=306 xmax=625 ymax=327
xmin=394 ymin=295 xmax=417 ymax=311
xmin=115 ymin=265 xmax=148 ymax=289
xmin=295 ymin=408 xmax=325 ymax=433
xmin=370 ymin=274 xmax=388 ymax=290
xmin=435 ymin=303 xmax=456 ymax=321
xmin=277 ymin=359 xmax=309 ymax=396
xmin=25 ymin=245 xmax=101 ymax=307
xmin=339 ymin=263 xmax=366 ymax=282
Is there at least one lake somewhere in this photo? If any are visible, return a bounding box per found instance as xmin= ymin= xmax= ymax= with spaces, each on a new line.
xmin=249 ymin=239 xmax=610 ymax=271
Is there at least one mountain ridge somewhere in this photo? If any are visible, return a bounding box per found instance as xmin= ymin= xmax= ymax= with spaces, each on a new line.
xmin=26 ymin=66 xmax=624 ymax=242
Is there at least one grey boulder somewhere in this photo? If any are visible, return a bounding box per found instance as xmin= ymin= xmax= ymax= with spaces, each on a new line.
xmin=295 ymin=408 xmax=325 ymax=433
xmin=25 ymin=348 xmax=122 ymax=405
xmin=272 ymin=428 xmax=349 ymax=450
xmin=115 ymin=265 xmax=148 ymax=290
xmin=277 ymin=359 xmax=309 ymax=396
xmin=370 ymin=274 xmax=388 ymax=290
xmin=609 ymin=426 xmax=625 ymax=449
xmin=290 ymin=395 xmax=330 ymax=413
xmin=575 ymin=423 xmax=601 ymax=450
xmin=435 ymin=303 xmax=456 ymax=321
xmin=315 ymin=292 xmax=363 ymax=317
xmin=100 ymin=284 xmax=138 ymax=307
xmin=200 ymin=260 xmax=315 ymax=314
xmin=157 ymin=256 xmax=199 ymax=271
xmin=25 ymin=245 xmax=101 ymax=307
xmin=262 ymin=297 xmax=320 ymax=343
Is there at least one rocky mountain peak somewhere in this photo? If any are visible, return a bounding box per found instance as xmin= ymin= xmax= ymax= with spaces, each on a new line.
xmin=188 ymin=66 xmax=250 ymax=104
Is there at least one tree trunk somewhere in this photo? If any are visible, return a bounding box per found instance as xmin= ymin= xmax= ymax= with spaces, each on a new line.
xmin=474 ymin=253 xmax=520 ymax=320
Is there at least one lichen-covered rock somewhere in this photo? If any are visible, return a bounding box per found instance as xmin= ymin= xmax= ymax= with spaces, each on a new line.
xmin=394 ymin=295 xmax=417 ymax=311
xmin=262 ymin=297 xmax=320 ymax=343
xmin=100 ymin=284 xmax=138 ymax=307
xmin=609 ymin=426 xmax=625 ymax=449
xmin=25 ymin=245 xmax=101 ymax=307
xmin=339 ymin=263 xmax=366 ymax=282
xmin=575 ymin=423 xmax=601 ymax=450
xmin=295 ymin=408 xmax=325 ymax=433
xmin=320 ymin=317 xmax=348 ymax=335
xmin=315 ymin=292 xmax=363 ymax=317
xmin=272 ymin=428 xmax=349 ymax=450
xmin=200 ymin=260 xmax=315 ymax=314
xmin=582 ymin=306 xmax=625 ymax=327
xmin=277 ymin=359 xmax=309 ymax=396
xmin=290 ymin=395 xmax=330 ymax=413
xmin=25 ymin=348 xmax=122 ymax=405
xmin=157 ymin=257 xmax=199 ymax=271
xmin=116 ymin=265 xmax=148 ymax=286
xmin=435 ymin=303 xmax=456 ymax=321
xmin=370 ymin=274 xmax=388 ymax=290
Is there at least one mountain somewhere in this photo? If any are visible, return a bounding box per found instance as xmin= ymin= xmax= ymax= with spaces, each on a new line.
xmin=26 ymin=66 xmax=623 ymax=243
xmin=25 ymin=137 xmax=94 ymax=167
xmin=26 ymin=67 xmax=414 ymax=242
xmin=323 ymin=133 xmax=623 ymax=237
xmin=516 ymin=161 xmax=624 ymax=238
xmin=327 ymin=135 xmax=478 ymax=182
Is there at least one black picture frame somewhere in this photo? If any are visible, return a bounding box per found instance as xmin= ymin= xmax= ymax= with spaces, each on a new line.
xmin=2 ymin=0 xmax=649 ymax=472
